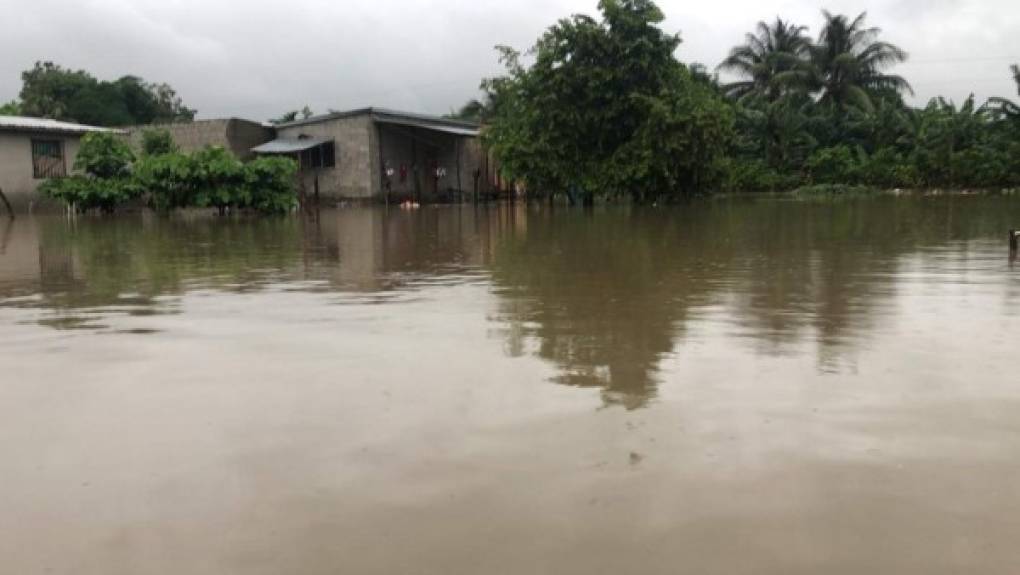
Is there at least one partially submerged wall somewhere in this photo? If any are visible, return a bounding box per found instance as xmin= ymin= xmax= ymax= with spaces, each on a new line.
xmin=0 ymin=132 xmax=82 ymax=211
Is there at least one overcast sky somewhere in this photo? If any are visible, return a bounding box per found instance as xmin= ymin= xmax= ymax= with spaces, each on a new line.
xmin=1 ymin=0 xmax=1017 ymax=120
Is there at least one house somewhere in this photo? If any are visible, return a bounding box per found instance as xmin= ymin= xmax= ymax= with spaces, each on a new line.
xmin=0 ymin=116 xmax=114 ymax=210
xmin=1 ymin=108 xmax=491 ymax=211
xmin=253 ymin=108 xmax=487 ymax=203
xmin=124 ymin=118 xmax=274 ymax=160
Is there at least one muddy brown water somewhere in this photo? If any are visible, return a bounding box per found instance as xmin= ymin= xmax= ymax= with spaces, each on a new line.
xmin=2 ymin=196 xmax=1020 ymax=574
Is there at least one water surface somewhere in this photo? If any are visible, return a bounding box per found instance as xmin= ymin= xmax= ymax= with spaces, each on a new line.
xmin=2 ymin=197 xmax=1020 ymax=574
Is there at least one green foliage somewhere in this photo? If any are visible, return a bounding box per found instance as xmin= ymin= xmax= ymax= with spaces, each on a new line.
xmin=42 ymin=133 xmax=296 ymax=214
xmin=811 ymin=11 xmax=912 ymax=113
xmin=718 ymin=18 xmax=813 ymax=103
xmin=134 ymin=148 xmax=297 ymax=214
xmin=133 ymin=152 xmax=199 ymax=210
xmin=482 ymin=0 xmax=733 ymax=202
xmin=243 ymin=157 xmax=300 ymax=214
xmin=141 ymin=129 xmax=177 ymax=156
xmin=39 ymin=176 xmax=141 ymax=213
xmin=38 ymin=132 xmax=140 ymax=212
xmin=718 ymin=13 xmax=1020 ymax=192
xmin=805 ymin=146 xmax=861 ymax=184
xmin=18 ymin=61 xmax=195 ymax=126
xmin=269 ymin=106 xmax=313 ymax=125
xmin=74 ymin=132 xmax=135 ymax=178
xmin=0 ymin=100 xmax=20 ymax=115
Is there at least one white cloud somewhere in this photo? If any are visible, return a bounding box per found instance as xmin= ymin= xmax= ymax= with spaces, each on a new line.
xmin=0 ymin=0 xmax=1016 ymax=120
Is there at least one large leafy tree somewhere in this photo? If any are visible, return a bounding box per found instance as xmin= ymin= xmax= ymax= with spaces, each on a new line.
xmin=18 ymin=61 xmax=195 ymax=126
xmin=811 ymin=11 xmax=912 ymax=112
xmin=718 ymin=18 xmax=813 ymax=103
xmin=483 ymin=0 xmax=733 ymax=202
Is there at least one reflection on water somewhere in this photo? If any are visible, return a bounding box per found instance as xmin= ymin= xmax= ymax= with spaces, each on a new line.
xmin=3 ymin=197 xmax=1020 ymax=574
xmin=4 ymin=197 xmax=1019 ymax=406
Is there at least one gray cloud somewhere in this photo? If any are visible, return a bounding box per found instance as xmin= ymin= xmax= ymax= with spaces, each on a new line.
xmin=1 ymin=0 xmax=1017 ymax=121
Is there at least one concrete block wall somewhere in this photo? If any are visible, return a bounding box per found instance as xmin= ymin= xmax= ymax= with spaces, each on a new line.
xmin=275 ymin=114 xmax=377 ymax=200
xmin=124 ymin=119 xmax=273 ymax=160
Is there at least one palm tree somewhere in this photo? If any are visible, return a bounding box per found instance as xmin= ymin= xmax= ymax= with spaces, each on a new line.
xmin=718 ymin=17 xmax=813 ymax=103
xmin=988 ymin=64 xmax=1020 ymax=119
xmin=811 ymin=11 xmax=912 ymax=112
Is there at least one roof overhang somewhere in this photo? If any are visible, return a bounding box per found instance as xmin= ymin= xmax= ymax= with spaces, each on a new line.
xmin=251 ymin=137 xmax=331 ymax=154
xmin=373 ymin=115 xmax=480 ymax=137
xmin=0 ymin=115 xmax=120 ymax=135
xmin=274 ymin=107 xmax=481 ymax=137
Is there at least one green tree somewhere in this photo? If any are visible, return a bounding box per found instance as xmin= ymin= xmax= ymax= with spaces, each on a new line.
xmin=811 ymin=11 xmax=912 ymax=113
xmin=39 ymin=132 xmax=140 ymax=212
xmin=17 ymin=61 xmax=195 ymax=126
xmin=989 ymin=64 xmax=1020 ymax=121
xmin=74 ymin=132 xmax=136 ymax=179
xmin=718 ymin=18 xmax=813 ymax=103
xmin=446 ymin=98 xmax=491 ymax=123
xmin=483 ymin=0 xmax=733 ymax=202
xmin=269 ymin=106 xmax=313 ymax=125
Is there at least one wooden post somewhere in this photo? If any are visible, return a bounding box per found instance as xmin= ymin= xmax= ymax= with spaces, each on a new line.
xmin=456 ymin=138 xmax=462 ymax=202
xmin=0 ymin=186 xmax=13 ymax=218
xmin=1011 ymin=229 xmax=1018 ymax=252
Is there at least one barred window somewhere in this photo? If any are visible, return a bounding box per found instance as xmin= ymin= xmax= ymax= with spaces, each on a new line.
xmin=32 ymin=140 xmax=65 ymax=179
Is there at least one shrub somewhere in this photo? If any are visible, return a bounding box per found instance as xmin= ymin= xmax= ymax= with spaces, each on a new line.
xmin=134 ymin=151 xmax=197 ymax=210
xmin=722 ymin=158 xmax=803 ymax=193
xmin=191 ymin=147 xmax=246 ymax=213
xmin=39 ymin=176 xmax=141 ymax=213
xmin=243 ymin=156 xmax=298 ymax=214
xmin=40 ymin=132 xmax=141 ymax=212
xmin=141 ymin=129 xmax=177 ymax=156
xmin=74 ymin=132 xmax=135 ymax=178
xmin=805 ymin=146 xmax=860 ymax=185
xmin=135 ymin=147 xmax=297 ymax=214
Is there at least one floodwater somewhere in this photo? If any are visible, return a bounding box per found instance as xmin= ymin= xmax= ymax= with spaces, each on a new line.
xmin=2 ymin=196 xmax=1020 ymax=574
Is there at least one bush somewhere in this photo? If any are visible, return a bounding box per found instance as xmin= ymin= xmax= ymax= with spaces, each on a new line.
xmin=191 ymin=147 xmax=246 ymax=212
xmin=722 ymin=158 xmax=803 ymax=193
xmin=243 ymin=156 xmax=299 ymax=214
xmin=40 ymin=176 xmax=141 ymax=213
xmin=74 ymin=132 xmax=135 ymax=178
xmin=805 ymin=146 xmax=860 ymax=185
xmin=40 ymin=132 xmax=141 ymax=212
xmin=141 ymin=129 xmax=177 ymax=156
xmin=134 ymin=147 xmax=297 ymax=214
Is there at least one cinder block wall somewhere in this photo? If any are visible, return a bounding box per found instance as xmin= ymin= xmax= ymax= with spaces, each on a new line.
xmin=275 ymin=114 xmax=376 ymax=200
xmin=124 ymin=119 xmax=273 ymax=160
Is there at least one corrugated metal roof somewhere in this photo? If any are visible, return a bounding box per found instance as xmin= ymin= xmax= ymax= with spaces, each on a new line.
xmin=251 ymin=137 xmax=331 ymax=154
xmin=374 ymin=115 xmax=480 ymax=137
xmin=0 ymin=115 xmax=117 ymax=135
xmin=276 ymin=107 xmax=481 ymax=137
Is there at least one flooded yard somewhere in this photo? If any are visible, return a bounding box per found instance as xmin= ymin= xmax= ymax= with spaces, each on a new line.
xmin=3 ymin=196 xmax=1020 ymax=574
